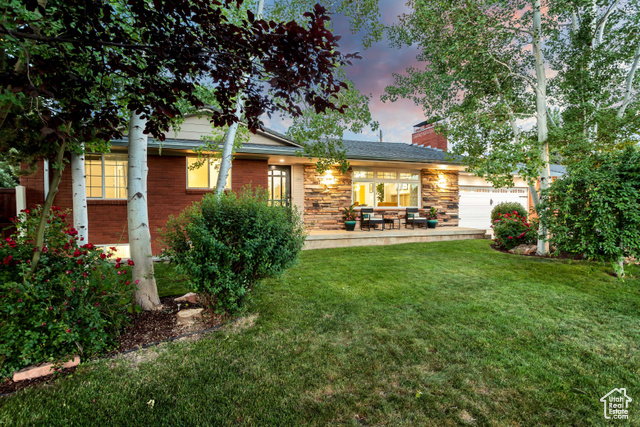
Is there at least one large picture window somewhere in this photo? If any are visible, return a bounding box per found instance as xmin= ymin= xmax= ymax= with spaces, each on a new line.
xmin=352 ymin=169 xmax=420 ymax=208
xmin=85 ymin=154 xmax=128 ymax=199
xmin=186 ymin=157 xmax=231 ymax=189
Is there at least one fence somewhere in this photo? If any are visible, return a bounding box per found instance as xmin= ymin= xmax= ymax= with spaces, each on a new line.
xmin=0 ymin=188 xmax=16 ymax=238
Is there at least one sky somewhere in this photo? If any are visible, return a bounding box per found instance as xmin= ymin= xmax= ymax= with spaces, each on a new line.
xmin=262 ymin=1 xmax=426 ymax=144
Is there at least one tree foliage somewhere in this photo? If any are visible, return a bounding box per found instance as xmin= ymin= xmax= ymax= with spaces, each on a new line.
xmin=539 ymin=147 xmax=640 ymax=278
xmin=383 ymin=0 xmax=640 ymax=188
xmin=1 ymin=0 xmax=354 ymax=146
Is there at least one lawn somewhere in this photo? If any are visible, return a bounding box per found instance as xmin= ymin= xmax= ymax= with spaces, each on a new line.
xmin=1 ymin=240 xmax=639 ymax=426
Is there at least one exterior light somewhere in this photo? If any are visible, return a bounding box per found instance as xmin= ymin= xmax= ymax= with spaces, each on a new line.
xmin=437 ymin=174 xmax=447 ymax=189
xmin=321 ymin=171 xmax=336 ymax=186
xmin=279 ymin=159 xmax=284 ymax=162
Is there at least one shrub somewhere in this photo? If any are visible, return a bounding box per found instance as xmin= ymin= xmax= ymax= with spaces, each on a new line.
xmin=490 ymin=201 xmax=528 ymax=224
xmin=161 ymin=187 xmax=306 ymax=313
xmin=427 ymin=207 xmax=438 ymax=220
xmin=0 ymin=207 xmax=134 ymax=378
xmin=539 ymin=147 xmax=640 ymax=278
xmin=492 ymin=211 xmax=537 ymax=250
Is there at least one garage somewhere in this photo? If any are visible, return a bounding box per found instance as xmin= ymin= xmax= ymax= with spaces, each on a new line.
xmin=458 ymin=186 xmax=529 ymax=230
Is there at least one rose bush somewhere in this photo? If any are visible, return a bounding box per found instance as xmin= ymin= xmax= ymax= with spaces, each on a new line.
xmin=492 ymin=210 xmax=537 ymax=250
xmin=0 ymin=206 xmax=134 ymax=378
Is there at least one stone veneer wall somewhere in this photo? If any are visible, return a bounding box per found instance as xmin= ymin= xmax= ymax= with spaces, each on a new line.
xmin=421 ymin=169 xmax=459 ymax=226
xmin=304 ymin=165 xmax=352 ymax=230
xmin=303 ymin=166 xmax=460 ymax=230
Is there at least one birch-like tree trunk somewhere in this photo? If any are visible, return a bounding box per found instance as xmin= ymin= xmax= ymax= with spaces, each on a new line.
xmin=71 ymin=145 xmax=89 ymax=242
xmin=128 ymin=112 xmax=161 ymax=311
xmin=214 ymin=0 xmax=265 ymax=195
xmin=532 ymin=0 xmax=550 ymax=255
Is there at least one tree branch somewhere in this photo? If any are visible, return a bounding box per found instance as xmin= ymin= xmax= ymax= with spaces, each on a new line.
xmin=488 ymin=52 xmax=536 ymax=90
xmin=594 ymin=0 xmax=621 ymax=46
xmin=0 ymin=27 xmax=154 ymax=50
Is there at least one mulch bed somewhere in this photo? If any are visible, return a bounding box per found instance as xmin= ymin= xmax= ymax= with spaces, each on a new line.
xmin=1 ymin=296 xmax=225 ymax=397
xmin=490 ymin=243 xmax=586 ymax=260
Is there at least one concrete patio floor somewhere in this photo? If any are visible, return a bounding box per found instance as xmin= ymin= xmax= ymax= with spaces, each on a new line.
xmin=304 ymin=226 xmax=489 ymax=250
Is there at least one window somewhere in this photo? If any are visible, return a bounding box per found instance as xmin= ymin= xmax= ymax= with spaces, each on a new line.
xmin=98 ymin=244 xmax=130 ymax=260
xmin=86 ymin=154 xmax=128 ymax=199
xmin=352 ymin=168 xmax=420 ymax=208
xmin=186 ymin=157 xmax=231 ymax=189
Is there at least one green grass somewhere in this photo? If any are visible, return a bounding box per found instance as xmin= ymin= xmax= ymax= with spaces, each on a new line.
xmin=153 ymin=262 xmax=189 ymax=298
xmin=1 ymin=240 xmax=639 ymax=426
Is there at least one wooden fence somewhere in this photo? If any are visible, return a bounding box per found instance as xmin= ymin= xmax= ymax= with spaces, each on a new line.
xmin=0 ymin=188 xmax=16 ymax=238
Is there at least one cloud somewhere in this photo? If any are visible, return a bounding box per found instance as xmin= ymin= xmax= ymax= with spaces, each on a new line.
xmin=264 ymin=1 xmax=429 ymax=143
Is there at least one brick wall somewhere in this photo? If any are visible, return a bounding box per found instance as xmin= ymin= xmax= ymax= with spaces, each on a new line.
xmin=421 ymin=169 xmax=459 ymax=226
xmin=303 ymin=165 xmax=352 ymax=230
xmin=412 ymin=125 xmax=448 ymax=151
xmin=21 ymin=155 xmax=268 ymax=254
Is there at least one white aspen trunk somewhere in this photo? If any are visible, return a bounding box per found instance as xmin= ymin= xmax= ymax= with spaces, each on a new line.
xmin=215 ymin=100 xmax=241 ymax=196
xmin=71 ymin=146 xmax=89 ymax=243
xmin=532 ymin=0 xmax=550 ymax=255
xmin=128 ymin=112 xmax=161 ymax=311
xmin=214 ymin=0 xmax=265 ymax=195
xmin=614 ymin=256 xmax=625 ymax=278
xmin=596 ymin=0 xmax=620 ymax=46
xmin=618 ymin=43 xmax=640 ymax=118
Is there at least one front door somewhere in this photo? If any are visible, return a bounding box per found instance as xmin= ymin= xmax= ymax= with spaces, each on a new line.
xmin=268 ymin=165 xmax=291 ymax=206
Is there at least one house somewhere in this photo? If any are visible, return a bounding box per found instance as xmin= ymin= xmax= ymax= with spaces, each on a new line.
xmin=18 ymin=115 xmax=549 ymax=255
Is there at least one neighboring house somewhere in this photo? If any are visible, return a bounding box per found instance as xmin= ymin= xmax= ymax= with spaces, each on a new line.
xmin=18 ymin=115 xmax=557 ymax=255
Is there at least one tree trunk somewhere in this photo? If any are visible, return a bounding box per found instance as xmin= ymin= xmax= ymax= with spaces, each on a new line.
xmin=29 ymin=141 xmax=67 ymax=274
xmin=215 ymin=102 xmax=241 ymax=196
xmin=127 ymin=112 xmax=161 ymax=311
xmin=71 ymin=145 xmax=89 ymax=242
xmin=532 ymin=0 xmax=550 ymax=255
xmin=614 ymin=256 xmax=625 ymax=279
xmin=214 ymin=0 xmax=265 ymax=195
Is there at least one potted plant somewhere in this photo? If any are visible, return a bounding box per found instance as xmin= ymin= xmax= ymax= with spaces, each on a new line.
xmin=427 ymin=207 xmax=438 ymax=228
xmin=343 ymin=204 xmax=357 ymax=231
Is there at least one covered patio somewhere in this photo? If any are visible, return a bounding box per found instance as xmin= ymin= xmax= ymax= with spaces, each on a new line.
xmin=304 ymin=226 xmax=488 ymax=250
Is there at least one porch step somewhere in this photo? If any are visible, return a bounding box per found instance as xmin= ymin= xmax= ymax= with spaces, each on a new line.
xmin=304 ymin=227 xmax=489 ymax=250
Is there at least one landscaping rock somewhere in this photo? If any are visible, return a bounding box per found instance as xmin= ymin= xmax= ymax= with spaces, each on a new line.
xmin=509 ymin=244 xmax=537 ymax=255
xmin=174 ymin=292 xmax=198 ymax=304
xmin=13 ymin=356 xmax=80 ymax=382
xmin=176 ymin=308 xmax=204 ymax=327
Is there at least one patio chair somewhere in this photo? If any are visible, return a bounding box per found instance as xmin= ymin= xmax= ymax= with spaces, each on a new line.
xmin=405 ymin=208 xmax=428 ymax=229
xmin=360 ymin=208 xmax=385 ymax=231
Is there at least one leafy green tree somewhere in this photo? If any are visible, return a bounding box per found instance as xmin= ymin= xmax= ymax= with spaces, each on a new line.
xmin=383 ymin=0 xmax=640 ymax=255
xmin=539 ymin=147 xmax=640 ymax=278
xmin=1 ymin=0 xmax=352 ymax=284
xmin=0 ymin=159 xmax=18 ymax=188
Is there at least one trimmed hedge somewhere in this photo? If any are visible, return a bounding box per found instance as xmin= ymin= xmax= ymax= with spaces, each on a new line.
xmin=161 ymin=187 xmax=305 ymax=313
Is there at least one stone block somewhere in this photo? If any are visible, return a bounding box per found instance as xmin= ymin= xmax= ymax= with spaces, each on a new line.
xmin=13 ymin=356 xmax=80 ymax=382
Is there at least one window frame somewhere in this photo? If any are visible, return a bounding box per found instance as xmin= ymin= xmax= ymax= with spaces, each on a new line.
xmin=185 ymin=156 xmax=231 ymax=190
xmin=352 ymin=167 xmax=421 ymax=209
xmin=85 ymin=153 xmax=128 ymax=200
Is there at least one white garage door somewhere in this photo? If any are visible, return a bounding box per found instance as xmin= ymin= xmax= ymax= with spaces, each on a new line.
xmin=459 ymin=187 xmax=529 ymax=229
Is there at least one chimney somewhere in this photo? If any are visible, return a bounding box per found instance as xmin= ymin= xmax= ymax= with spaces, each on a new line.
xmin=412 ymin=121 xmax=447 ymax=151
